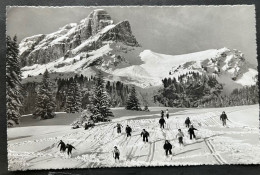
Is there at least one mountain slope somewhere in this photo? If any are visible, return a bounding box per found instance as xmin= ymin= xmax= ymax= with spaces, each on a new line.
xmin=8 ymin=105 xmax=260 ymax=170
xmin=19 ymin=9 xmax=257 ymax=92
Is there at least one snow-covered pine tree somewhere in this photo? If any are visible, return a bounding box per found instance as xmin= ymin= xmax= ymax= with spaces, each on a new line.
xmin=65 ymin=80 xmax=82 ymax=113
xmin=126 ymin=86 xmax=140 ymax=110
xmin=34 ymin=69 xmax=56 ymax=119
xmin=89 ymin=71 xmax=113 ymax=122
xmin=6 ymin=35 xmax=23 ymax=127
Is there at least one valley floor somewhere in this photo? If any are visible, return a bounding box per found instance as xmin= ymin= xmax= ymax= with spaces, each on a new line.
xmin=7 ymin=105 xmax=260 ymax=170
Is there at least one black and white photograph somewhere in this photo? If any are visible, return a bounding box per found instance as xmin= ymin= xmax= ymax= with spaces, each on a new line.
xmin=6 ymin=6 xmax=259 ymax=170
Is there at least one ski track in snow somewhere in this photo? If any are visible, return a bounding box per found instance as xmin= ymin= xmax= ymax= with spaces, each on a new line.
xmin=7 ymin=105 xmax=259 ymax=170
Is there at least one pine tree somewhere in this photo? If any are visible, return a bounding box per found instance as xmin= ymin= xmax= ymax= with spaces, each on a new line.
xmin=89 ymin=71 xmax=113 ymax=122
xmin=65 ymin=81 xmax=76 ymax=113
xmin=74 ymin=81 xmax=82 ymax=112
xmin=34 ymin=69 xmax=56 ymax=119
xmin=126 ymin=86 xmax=140 ymax=110
xmin=6 ymin=35 xmax=23 ymax=127
xmin=65 ymin=80 xmax=82 ymax=113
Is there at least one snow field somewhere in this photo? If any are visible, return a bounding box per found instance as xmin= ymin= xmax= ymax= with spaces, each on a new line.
xmin=7 ymin=105 xmax=259 ymax=170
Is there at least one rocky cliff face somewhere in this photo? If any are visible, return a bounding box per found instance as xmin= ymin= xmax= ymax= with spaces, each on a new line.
xmin=19 ymin=9 xmax=139 ymax=67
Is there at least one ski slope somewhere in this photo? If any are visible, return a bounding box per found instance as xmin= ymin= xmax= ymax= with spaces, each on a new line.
xmin=7 ymin=105 xmax=259 ymax=170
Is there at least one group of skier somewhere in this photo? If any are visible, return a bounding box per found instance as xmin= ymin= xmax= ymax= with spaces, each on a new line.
xmin=58 ymin=110 xmax=229 ymax=160
xmin=57 ymin=140 xmax=76 ymax=157
xmin=111 ymin=127 xmax=150 ymax=161
xmin=159 ymin=110 xmax=229 ymax=156
xmin=161 ymin=109 xmax=169 ymax=119
xmin=114 ymin=123 xmax=133 ymax=137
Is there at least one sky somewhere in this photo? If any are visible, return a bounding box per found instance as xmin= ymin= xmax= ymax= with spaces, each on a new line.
xmin=6 ymin=6 xmax=257 ymax=65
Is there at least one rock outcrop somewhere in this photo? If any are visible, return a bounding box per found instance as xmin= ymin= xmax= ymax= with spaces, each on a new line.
xmin=19 ymin=9 xmax=139 ymax=66
xmin=170 ymin=48 xmax=249 ymax=80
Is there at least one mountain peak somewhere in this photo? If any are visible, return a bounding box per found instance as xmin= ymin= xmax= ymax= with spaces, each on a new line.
xmin=19 ymin=9 xmax=140 ymax=67
xmin=87 ymin=9 xmax=113 ymax=35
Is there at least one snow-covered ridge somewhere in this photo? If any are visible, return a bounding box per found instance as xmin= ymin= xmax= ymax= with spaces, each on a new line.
xmin=165 ymin=48 xmax=257 ymax=90
xmin=21 ymin=44 xmax=257 ymax=90
xmin=139 ymin=48 xmax=229 ymax=78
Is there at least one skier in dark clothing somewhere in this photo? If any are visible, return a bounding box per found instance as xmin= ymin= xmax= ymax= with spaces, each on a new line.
xmin=113 ymin=146 xmax=120 ymax=162
xmin=114 ymin=123 xmax=123 ymax=134
xmin=161 ymin=110 xmax=164 ymax=118
xmin=185 ymin=117 xmax=191 ymax=128
xmin=66 ymin=144 xmax=76 ymax=157
xmin=220 ymin=111 xmax=228 ymax=126
xmin=141 ymin=129 xmax=149 ymax=142
xmin=125 ymin=125 xmax=132 ymax=137
xmin=166 ymin=109 xmax=169 ymax=119
xmin=159 ymin=116 xmax=166 ymax=129
xmin=163 ymin=140 xmax=173 ymax=156
xmin=57 ymin=140 xmax=66 ymax=152
xmin=188 ymin=125 xmax=198 ymax=140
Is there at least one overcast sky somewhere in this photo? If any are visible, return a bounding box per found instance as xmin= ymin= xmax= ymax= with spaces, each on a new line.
xmin=6 ymin=6 xmax=257 ymax=65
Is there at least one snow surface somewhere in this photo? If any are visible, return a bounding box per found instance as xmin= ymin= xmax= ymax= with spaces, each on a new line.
xmin=19 ymin=34 xmax=45 ymax=56
xmin=236 ymin=68 xmax=258 ymax=86
xmin=7 ymin=105 xmax=260 ymax=170
xmin=138 ymin=49 xmax=226 ymax=80
xmin=21 ymin=44 xmax=112 ymax=78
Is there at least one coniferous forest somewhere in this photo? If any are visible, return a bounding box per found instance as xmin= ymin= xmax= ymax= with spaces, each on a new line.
xmin=154 ymin=72 xmax=259 ymax=108
xmin=21 ymin=74 xmax=130 ymax=115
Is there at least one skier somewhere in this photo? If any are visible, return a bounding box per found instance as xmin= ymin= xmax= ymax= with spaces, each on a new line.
xmin=220 ymin=111 xmax=228 ymax=126
xmin=163 ymin=140 xmax=173 ymax=156
xmin=176 ymin=129 xmax=184 ymax=147
xmin=166 ymin=109 xmax=169 ymax=119
xmin=159 ymin=116 xmax=166 ymax=129
xmin=141 ymin=129 xmax=150 ymax=142
xmin=188 ymin=125 xmax=198 ymax=140
xmin=113 ymin=146 xmax=120 ymax=162
xmin=66 ymin=144 xmax=76 ymax=157
xmin=114 ymin=123 xmax=123 ymax=134
xmin=57 ymin=140 xmax=66 ymax=152
xmin=125 ymin=125 xmax=132 ymax=137
xmin=185 ymin=117 xmax=191 ymax=128
xmin=161 ymin=110 xmax=164 ymax=118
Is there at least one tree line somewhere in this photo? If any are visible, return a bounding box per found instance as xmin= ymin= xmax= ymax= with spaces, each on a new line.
xmin=22 ymin=74 xmax=131 ymax=115
xmin=154 ymin=72 xmax=258 ymax=108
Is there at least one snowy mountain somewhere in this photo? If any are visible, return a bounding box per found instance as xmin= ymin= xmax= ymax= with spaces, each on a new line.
xmin=19 ymin=9 xmax=257 ymax=92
